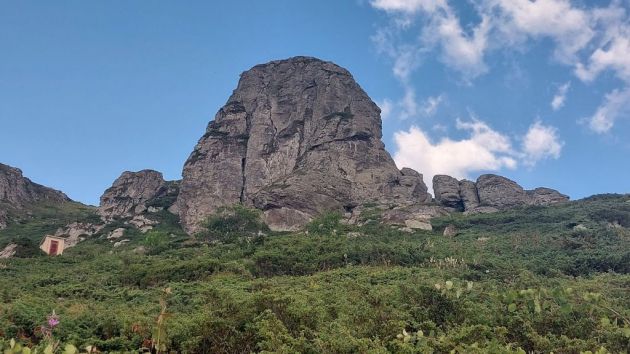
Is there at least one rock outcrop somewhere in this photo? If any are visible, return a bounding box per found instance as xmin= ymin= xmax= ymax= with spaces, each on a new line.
xmin=458 ymin=180 xmax=480 ymax=210
xmin=433 ymin=175 xmax=462 ymax=209
xmin=432 ymin=173 xmax=568 ymax=212
xmin=0 ymin=163 xmax=69 ymax=229
xmin=0 ymin=243 xmax=17 ymax=259
xmin=476 ymin=174 xmax=529 ymax=209
xmin=0 ymin=163 xmax=69 ymax=209
xmin=99 ymin=170 xmax=178 ymax=220
xmin=176 ymin=56 xmax=430 ymax=233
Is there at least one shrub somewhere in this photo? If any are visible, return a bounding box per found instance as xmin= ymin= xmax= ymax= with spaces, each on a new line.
xmin=200 ymin=205 xmax=268 ymax=243
xmin=306 ymin=211 xmax=343 ymax=236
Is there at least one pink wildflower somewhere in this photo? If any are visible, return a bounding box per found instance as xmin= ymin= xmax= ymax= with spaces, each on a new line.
xmin=47 ymin=311 xmax=60 ymax=328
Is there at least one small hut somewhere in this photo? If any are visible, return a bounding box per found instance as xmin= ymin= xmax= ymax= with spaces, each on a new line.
xmin=40 ymin=235 xmax=66 ymax=256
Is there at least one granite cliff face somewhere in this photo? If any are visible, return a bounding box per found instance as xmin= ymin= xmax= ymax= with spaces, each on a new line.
xmin=176 ymin=56 xmax=430 ymax=233
xmin=0 ymin=163 xmax=69 ymax=229
xmin=433 ymin=174 xmax=569 ymax=213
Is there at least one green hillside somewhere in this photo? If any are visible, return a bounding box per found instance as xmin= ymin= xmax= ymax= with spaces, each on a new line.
xmin=0 ymin=195 xmax=629 ymax=353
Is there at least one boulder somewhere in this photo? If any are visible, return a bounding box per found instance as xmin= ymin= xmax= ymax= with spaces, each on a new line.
xmin=176 ymin=57 xmax=430 ymax=234
xmin=433 ymin=175 xmax=462 ymax=209
xmin=0 ymin=243 xmax=17 ymax=259
xmin=526 ymin=187 xmax=569 ymax=206
xmin=458 ymin=179 xmax=480 ymax=211
xmin=476 ymin=174 xmax=529 ymax=209
xmin=381 ymin=205 xmax=450 ymax=231
xmin=107 ymin=228 xmax=126 ymax=240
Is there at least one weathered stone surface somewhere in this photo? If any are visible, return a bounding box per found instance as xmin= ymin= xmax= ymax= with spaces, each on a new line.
xmin=0 ymin=243 xmax=17 ymax=259
xmin=433 ymin=175 xmax=462 ymax=209
xmin=458 ymin=180 xmax=479 ymax=211
xmin=176 ymin=57 xmax=430 ymax=233
xmin=0 ymin=163 xmax=69 ymax=209
xmin=476 ymin=174 xmax=528 ymax=209
xmin=463 ymin=206 xmax=500 ymax=215
xmin=443 ymin=224 xmax=458 ymax=237
xmin=398 ymin=168 xmax=432 ymax=203
xmin=526 ymin=187 xmax=569 ymax=206
xmin=431 ymin=173 xmax=567 ymax=213
xmin=54 ymin=222 xmax=104 ymax=248
xmin=99 ymin=170 xmax=177 ymax=220
xmin=107 ymin=228 xmax=126 ymax=240
xmin=381 ymin=204 xmax=450 ymax=232
xmin=127 ymin=215 xmax=158 ymax=233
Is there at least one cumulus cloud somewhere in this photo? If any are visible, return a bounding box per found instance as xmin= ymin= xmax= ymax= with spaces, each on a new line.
xmin=488 ymin=0 xmax=593 ymax=63
xmin=551 ymin=82 xmax=570 ymax=111
xmin=393 ymin=118 xmax=564 ymax=191
xmin=370 ymin=0 xmax=630 ymax=132
xmin=393 ymin=119 xmax=518 ymax=191
xmin=585 ymin=88 xmax=630 ymax=134
xmin=522 ymin=121 xmax=564 ymax=166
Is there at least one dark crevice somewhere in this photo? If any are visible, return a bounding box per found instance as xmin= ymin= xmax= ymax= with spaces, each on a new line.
xmin=239 ymin=157 xmax=246 ymax=203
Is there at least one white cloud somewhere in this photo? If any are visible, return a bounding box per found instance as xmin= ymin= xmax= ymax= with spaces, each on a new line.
xmin=522 ymin=121 xmax=564 ymax=166
xmin=371 ymin=0 xmax=630 ymax=132
xmin=380 ymin=89 xmax=444 ymax=120
xmin=585 ymin=88 xmax=630 ymax=134
xmin=371 ymin=0 xmax=490 ymax=79
xmin=426 ymin=12 xmax=490 ymax=78
xmin=393 ymin=118 xmax=565 ymax=190
xmin=421 ymin=95 xmax=443 ymax=116
xmin=488 ymin=0 xmax=593 ymax=62
xmin=393 ymin=119 xmax=518 ymax=192
xmin=551 ymin=82 xmax=570 ymax=111
xmin=370 ymin=0 xmax=447 ymax=14
xmin=378 ymin=98 xmax=394 ymax=120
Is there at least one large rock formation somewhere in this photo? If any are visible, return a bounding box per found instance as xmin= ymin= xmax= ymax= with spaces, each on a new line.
xmin=432 ymin=173 xmax=569 ymax=212
xmin=433 ymin=175 xmax=462 ymax=209
xmin=176 ymin=56 xmax=430 ymax=233
xmin=0 ymin=163 xmax=69 ymax=209
xmin=0 ymin=163 xmax=69 ymax=229
xmin=99 ymin=170 xmax=179 ymax=220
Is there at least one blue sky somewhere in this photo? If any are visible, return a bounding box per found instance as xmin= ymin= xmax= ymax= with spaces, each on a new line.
xmin=1 ymin=0 xmax=629 ymax=205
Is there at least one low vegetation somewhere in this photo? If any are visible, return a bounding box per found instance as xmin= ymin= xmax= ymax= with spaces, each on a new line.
xmin=0 ymin=196 xmax=629 ymax=352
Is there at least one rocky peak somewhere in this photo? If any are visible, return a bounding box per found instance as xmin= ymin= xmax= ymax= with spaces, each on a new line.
xmin=99 ymin=170 xmax=178 ymax=220
xmin=176 ymin=56 xmax=430 ymax=233
xmin=432 ymin=173 xmax=569 ymax=212
xmin=0 ymin=163 xmax=69 ymax=209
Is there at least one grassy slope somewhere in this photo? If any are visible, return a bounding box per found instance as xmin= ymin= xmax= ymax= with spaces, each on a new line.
xmin=0 ymin=195 xmax=629 ymax=353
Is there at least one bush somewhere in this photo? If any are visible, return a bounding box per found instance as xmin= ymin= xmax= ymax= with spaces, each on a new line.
xmin=306 ymin=211 xmax=344 ymax=236
xmin=201 ymin=205 xmax=268 ymax=243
